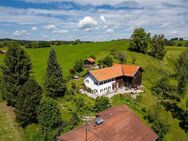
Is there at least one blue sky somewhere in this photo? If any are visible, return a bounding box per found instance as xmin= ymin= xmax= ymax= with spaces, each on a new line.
xmin=0 ymin=0 xmax=187 ymax=41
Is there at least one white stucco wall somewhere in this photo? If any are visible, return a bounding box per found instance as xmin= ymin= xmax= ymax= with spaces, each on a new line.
xmin=84 ymin=74 xmax=115 ymax=96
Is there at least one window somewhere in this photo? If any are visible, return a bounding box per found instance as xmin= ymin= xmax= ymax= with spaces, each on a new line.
xmin=85 ymin=79 xmax=89 ymax=83
xmin=94 ymin=89 xmax=98 ymax=93
xmin=100 ymin=89 xmax=103 ymax=93
xmin=100 ymin=81 xmax=104 ymax=85
xmin=108 ymin=86 xmax=111 ymax=90
xmin=108 ymin=79 xmax=112 ymax=82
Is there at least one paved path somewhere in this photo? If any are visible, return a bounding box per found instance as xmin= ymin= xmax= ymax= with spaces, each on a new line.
xmin=80 ymin=87 xmax=144 ymax=99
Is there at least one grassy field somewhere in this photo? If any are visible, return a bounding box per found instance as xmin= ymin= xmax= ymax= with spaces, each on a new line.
xmin=0 ymin=40 xmax=188 ymax=141
xmin=0 ymin=102 xmax=26 ymax=141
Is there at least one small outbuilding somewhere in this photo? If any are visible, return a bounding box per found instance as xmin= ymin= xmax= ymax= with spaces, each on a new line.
xmin=0 ymin=50 xmax=7 ymax=54
xmin=84 ymin=57 xmax=95 ymax=67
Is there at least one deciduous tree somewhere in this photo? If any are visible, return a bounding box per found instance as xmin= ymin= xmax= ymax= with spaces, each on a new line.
xmin=176 ymin=48 xmax=188 ymax=95
xmin=150 ymin=34 xmax=166 ymax=60
xmin=129 ymin=28 xmax=150 ymax=54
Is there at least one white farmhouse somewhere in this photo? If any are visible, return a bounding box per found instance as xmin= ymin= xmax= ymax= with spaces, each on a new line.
xmin=84 ymin=64 xmax=143 ymax=96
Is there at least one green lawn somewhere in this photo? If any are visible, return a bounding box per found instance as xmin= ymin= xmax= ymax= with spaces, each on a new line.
xmin=0 ymin=40 xmax=188 ymax=141
xmin=25 ymin=41 xmax=128 ymax=84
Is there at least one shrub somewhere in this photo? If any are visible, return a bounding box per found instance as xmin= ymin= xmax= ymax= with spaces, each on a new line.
xmin=152 ymin=77 xmax=178 ymax=100
xmin=70 ymin=112 xmax=80 ymax=128
xmin=161 ymin=101 xmax=188 ymax=132
xmin=98 ymin=56 xmax=113 ymax=67
xmin=90 ymin=55 xmax=96 ymax=60
xmin=94 ymin=97 xmax=111 ymax=112
xmin=73 ymin=60 xmax=83 ymax=73
xmin=177 ymin=42 xmax=183 ymax=47
xmin=71 ymin=83 xmax=76 ymax=91
xmin=132 ymin=57 xmax=136 ymax=64
xmin=75 ymin=97 xmax=86 ymax=113
xmin=111 ymin=50 xmax=126 ymax=64
xmin=144 ymin=109 xmax=170 ymax=141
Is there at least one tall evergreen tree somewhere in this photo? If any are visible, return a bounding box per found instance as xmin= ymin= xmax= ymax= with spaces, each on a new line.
xmin=2 ymin=42 xmax=31 ymax=106
xmin=150 ymin=34 xmax=166 ymax=60
xmin=16 ymin=78 xmax=42 ymax=127
xmin=37 ymin=97 xmax=62 ymax=140
xmin=44 ymin=48 xmax=66 ymax=98
xmin=129 ymin=28 xmax=150 ymax=54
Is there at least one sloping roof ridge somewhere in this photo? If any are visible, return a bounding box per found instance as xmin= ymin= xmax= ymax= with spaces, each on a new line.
xmin=87 ymin=57 xmax=95 ymax=62
xmin=121 ymin=64 xmax=125 ymax=75
xmin=131 ymin=65 xmax=141 ymax=76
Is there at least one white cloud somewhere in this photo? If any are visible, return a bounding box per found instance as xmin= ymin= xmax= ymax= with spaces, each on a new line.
xmin=100 ymin=16 xmax=106 ymax=23
xmin=78 ymin=16 xmax=98 ymax=31
xmin=20 ymin=0 xmax=127 ymax=5
xmin=0 ymin=6 xmax=65 ymax=25
xmin=40 ymin=33 xmax=48 ymax=38
xmin=105 ymin=29 xmax=114 ymax=33
xmin=171 ymin=31 xmax=178 ymax=34
xmin=31 ymin=26 xmax=38 ymax=31
xmin=20 ymin=0 xmax=188 ymax=8
xmin=1 ymin=0 xmax=188 ymax=40
xmin=160 ymin=23 xmax=170 ymax=28
xmin=53 ymin=29 xmax=68 ymax=34
xmin=12 ymin=30 xmax=29 ymax=37
xmin=45 ymin=24 xmax=57 ymax=30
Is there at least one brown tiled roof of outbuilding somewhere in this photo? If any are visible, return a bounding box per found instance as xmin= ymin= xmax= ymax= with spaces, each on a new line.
xmin=57 ymin=105 xmax=158 ymax=141
xmin=87 ymin=57 xmax=95 ymax=63
xmin=0 ymin=50 xmax=7 ymax=54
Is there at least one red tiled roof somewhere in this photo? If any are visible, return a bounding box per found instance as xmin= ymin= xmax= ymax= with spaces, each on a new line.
xmin=89 ymin=64 xmax=141 ymax=81
xmin=57 ymin=105 xmax=158 ymax=141
xmin=87 ymin=57 xmax=95 ymax=63
xmin=113 ymin=64 xmax=141 ymax=77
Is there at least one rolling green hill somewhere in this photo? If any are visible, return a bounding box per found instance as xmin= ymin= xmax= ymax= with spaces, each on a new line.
xmin=0 ymin=40 xmax=188 ymax=141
